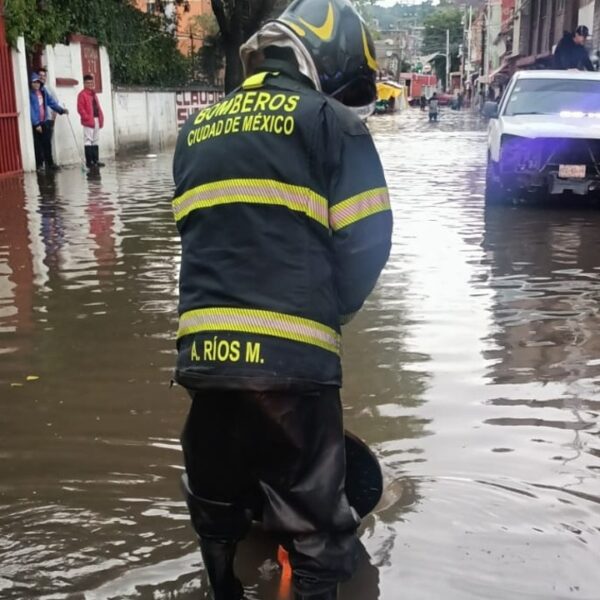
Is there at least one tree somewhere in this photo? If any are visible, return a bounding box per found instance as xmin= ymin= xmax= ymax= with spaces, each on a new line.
xmin=4 ymin=0 xmax=189 ymax=86
xmin=193 ymin=14 xmax=225 ymax=86
xmin=422 ymin=3 xmax=463 ymax=89
xmin=210 ymin=0 xmax=283 ymax=93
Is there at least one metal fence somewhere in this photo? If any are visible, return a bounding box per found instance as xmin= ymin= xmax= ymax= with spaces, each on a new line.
xmin=0 ymin=0 xmax=22 ymax=177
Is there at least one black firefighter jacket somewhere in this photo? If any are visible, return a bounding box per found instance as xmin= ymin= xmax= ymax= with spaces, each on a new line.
xmin=172 ymin=61 xmax=393 ymax=391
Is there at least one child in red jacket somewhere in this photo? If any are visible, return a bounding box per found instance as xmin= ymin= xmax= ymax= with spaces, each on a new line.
xmin=77 ymin=74 xmax=105 ymax=168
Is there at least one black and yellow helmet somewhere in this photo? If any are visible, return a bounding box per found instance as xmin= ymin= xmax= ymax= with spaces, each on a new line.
xmin=276 ymin=0 xmax=378 ymax=107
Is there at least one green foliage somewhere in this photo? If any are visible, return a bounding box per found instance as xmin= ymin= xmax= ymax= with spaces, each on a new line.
xmin=192 ymin=14 xmax=224 ymax=86
xmin=4 ymin=0 xmax=68 ymax=47
xmin=422 ymin=3 xmax=463 ymax=86
xmin=4 ymin=0 xmax=189 ymax=86
xmin=422 ymin=4 xmax=463 ymax=57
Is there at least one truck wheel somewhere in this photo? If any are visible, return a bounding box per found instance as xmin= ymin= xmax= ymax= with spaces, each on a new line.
xmin=485 ymin=160 xmax=510 ymax=205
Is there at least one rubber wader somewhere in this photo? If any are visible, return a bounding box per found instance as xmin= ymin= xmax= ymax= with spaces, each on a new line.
xmin=182 ymin=431 xmax=382 ymax=600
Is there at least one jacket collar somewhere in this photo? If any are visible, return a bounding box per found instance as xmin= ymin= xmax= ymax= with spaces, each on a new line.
xmin=258 ymin=58 xmax=316 ymax=90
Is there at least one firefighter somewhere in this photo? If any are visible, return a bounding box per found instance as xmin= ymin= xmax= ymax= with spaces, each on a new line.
xmin=171 ymin=0 xmax=393 ymax=598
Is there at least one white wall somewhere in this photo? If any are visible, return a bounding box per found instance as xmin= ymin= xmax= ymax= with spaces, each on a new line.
xmin=112 ymin=91 xmax=150 ymax=151
xmin=579 ymin=2 xmax=595 ymax=35
xmin=112 ymin=89 xmax=218 ymax=153
xmin=487 ymin=0 xmax=503 ymax=72
xmin=147 ymin=92 xmax=179 ymax=150
xmin=11 ymin=37 xmax=36 ymax=172
xmin=44 ymin=42 xmax=116 ymax=167
xmin=512 ymin=0 xmax=522 ymax=60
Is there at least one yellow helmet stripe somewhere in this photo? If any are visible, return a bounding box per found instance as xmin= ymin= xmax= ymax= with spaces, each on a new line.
xmin=281 ymin=19 xmax=306 ymax=37
xmin=362 ymin=25 xmax=378 ymax=71
xmin=299 ymin=2 xmax=335 ymax=41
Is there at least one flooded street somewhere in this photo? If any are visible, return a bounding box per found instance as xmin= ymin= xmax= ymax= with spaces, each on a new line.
xmin=1 ymin=109 xmax=599 ymax=599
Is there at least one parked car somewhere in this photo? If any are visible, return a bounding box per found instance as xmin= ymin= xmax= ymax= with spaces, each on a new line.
xmin=484 ymin=70 xmax=600 ymax=203
xmin=436 ymin=92 xmax=453 ymax=106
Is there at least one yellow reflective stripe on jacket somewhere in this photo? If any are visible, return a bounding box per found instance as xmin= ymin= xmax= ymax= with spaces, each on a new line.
xmin=172 ymin=179 xmax=329 ymax=227
xmin=329 ymin=187 xmax=390 ymax=231
xmin=178 ymin=307 xmax=341 ymax=354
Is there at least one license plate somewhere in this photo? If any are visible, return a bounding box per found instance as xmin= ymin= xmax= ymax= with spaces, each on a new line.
xmin=559 ymin=164 xmax=586 ymax=179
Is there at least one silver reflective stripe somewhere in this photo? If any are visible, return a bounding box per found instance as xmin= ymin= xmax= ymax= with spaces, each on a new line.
xmin=329 ymin=187 xmax=390 ymax=231
xmin=178 ymin=307 xmax=340 ymax=354
xmin=173 ymin=178 xmax=328 ymax=227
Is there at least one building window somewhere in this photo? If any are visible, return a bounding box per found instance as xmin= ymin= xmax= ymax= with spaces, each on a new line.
xmin=557 ymin=0 xmax=566 ymax=13
xmin=147 ymin=1 xmax=156 ymax=13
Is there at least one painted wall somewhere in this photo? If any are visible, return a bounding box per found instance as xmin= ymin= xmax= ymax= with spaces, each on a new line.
xmin=487 ymin=0 xmax=504 ymax=72
xmin=11 ymin=37 xmax=36 ymax=172
xmin=579 ymin=0 xmax=596 ymax=50
xmin=112 ymin=91 xmax=151 ymax=151
xmin=113 ymin=88 xmax=223 ymax=153
xmin=112 ymin=90 xmax=182 ymax=153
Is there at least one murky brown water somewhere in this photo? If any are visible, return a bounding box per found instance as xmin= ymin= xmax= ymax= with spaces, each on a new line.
xmin=1 ymin=109 xmax=599 ymax=599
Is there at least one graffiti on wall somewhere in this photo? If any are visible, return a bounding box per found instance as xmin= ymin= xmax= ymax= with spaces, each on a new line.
xmin=176 ymin=90 xmax=225 ymax=128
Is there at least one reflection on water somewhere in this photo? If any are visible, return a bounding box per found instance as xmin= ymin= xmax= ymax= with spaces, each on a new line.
xmin=0 ymin=110 xmax=599 ymax=599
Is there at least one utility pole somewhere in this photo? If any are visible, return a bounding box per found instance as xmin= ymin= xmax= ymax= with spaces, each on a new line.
xmin=484 ymin=0 xmax=491 ymax=86
xmin=446 ymin=28 xmax=450 ymax=92
xmin=189 ymin=25 xmax=194 ymax=81
xmin=467 ymin=5 xmax=472 ymax=85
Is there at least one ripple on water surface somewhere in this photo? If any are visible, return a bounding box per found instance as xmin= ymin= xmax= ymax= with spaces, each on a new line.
xmin=0 ymin=111 xmax=599 ymax=599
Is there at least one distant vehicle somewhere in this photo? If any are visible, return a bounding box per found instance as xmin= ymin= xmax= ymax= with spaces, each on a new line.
xmin=375 ymin=80 xmax=404 ymax=114
xmin=435 ymin=92 xmax=453 ymax=106
xmin=484 ymin=70 xmax=600 ymax=204
xmin=400 ymin=72 xmax=437 ymax=105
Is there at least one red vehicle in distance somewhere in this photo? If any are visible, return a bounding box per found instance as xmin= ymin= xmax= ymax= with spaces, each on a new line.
xmin=400 ymin=72 xmax=438 ymax=105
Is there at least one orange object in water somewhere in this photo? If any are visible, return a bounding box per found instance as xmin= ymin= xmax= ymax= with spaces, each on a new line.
xmin=277 ymin=545 xmax=292 ymax=599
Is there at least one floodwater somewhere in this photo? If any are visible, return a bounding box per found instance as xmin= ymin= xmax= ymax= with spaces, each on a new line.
xmin=1 ymin=109 xmax=599 ymax=600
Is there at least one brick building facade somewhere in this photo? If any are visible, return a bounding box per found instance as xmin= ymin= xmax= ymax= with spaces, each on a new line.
xmin=134 ymin=0 xmax=212 ymax=54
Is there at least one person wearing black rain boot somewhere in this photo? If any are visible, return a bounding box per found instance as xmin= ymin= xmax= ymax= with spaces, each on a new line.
xmin=77 ymin=74 xmax=105 ymax=169
xmin=84 ymin=146 xmax=95 ymax=169
xmin=171 ymin=0 xmax=392 ymax=598
xmin=181 ymin=474 xmax=248 ymax=600
xmin=91 ymin=145 xmax=105 ymax=168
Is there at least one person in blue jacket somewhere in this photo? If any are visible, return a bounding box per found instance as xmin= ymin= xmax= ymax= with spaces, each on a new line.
xmin=29 ymin=72 xmax=68 ymax=171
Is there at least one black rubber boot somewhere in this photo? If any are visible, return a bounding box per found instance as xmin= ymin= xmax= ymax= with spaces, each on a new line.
xmin=198 ymin=538 xmax=245 ymax=600
xmin=181 ymin=474 xmax=247 ymax=600
xmin=294 ymin=587 xmax=338 ymax=600
xmin=84 ymin=146 xmax=94 ymax=168
xmin=92 ymin=145 xmax=105 ymax=167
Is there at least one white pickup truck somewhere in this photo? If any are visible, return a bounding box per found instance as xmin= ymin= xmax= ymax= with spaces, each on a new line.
xmin=484 ymin=70 xmax=600 ymax=203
